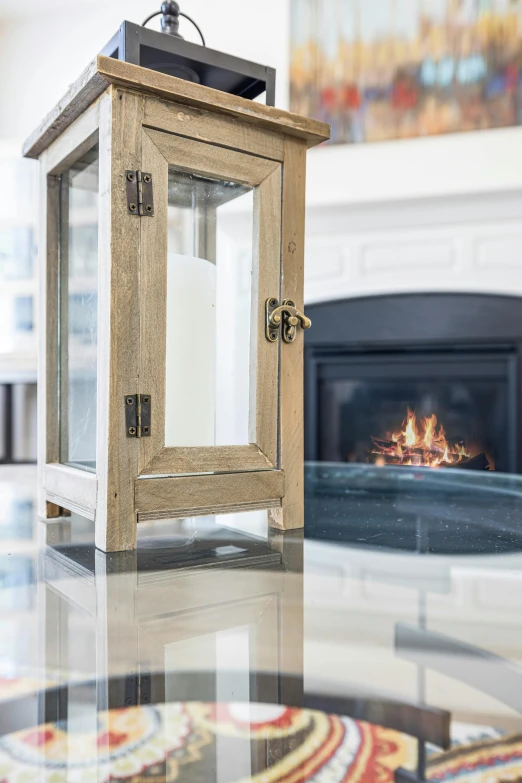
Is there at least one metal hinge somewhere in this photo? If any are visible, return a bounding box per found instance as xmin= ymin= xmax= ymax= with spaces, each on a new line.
xmin=125 ymin=394 xmax=151 ymax=438
xmin=126 ymin=171 xmax=154 ymax=216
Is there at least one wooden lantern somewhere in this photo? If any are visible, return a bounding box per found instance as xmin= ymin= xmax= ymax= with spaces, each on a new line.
xmin=24 ymin=55 xmax=330 ymax=552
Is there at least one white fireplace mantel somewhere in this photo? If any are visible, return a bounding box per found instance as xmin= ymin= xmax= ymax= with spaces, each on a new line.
xmin=304 ymin=127 xmax=522 ymax=305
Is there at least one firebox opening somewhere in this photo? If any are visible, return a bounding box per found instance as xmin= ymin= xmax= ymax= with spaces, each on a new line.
xmin=313 ymin=351 xmax=516 ymax=475
xmin=305 ymin=295 xmax=522 ymax=477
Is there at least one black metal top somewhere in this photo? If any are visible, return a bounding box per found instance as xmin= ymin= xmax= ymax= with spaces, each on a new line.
xmin=100 ymin=17 xmax=275 ymax=105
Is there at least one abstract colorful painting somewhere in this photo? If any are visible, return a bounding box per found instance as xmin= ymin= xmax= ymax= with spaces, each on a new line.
xmin=290 ymin=0 xmax=522 ymax=143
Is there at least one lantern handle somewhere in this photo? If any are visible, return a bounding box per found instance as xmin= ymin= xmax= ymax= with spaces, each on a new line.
xmin=142 ymin=2 xmax=206 ymax=46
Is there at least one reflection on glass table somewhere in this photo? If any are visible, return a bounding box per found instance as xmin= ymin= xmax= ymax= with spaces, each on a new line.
xmin=305 ymin=462 xmax=522 ymax=554
xmin=0 ymin=465 xmax=522 ymax=782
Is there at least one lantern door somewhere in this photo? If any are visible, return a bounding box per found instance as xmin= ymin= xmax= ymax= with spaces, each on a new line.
xmin=133 ymin=127 xmax=283 ymax=520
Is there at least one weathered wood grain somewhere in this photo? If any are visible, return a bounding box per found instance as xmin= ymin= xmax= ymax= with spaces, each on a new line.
xmin=44 ymin=100 xmax=100 ymax=176
xmin=23 ymin=56 xmax=330 ymax=160
xmin=144 ymin=95 xmax=285 ymax=161
xmin=269 ymin=139 xmax=308 ymax=531
xmin=137 ymin=499 xmax=281 ymax=522
xmin=23 ymin=59 xmax=106 ymax=159
xmin=137 ymin=130 xmax=168 ymax=474
xmin=95 ymin=87 xmax=143 ymax=552
xmin=144 ymin=126 xmax=279 ymax=187
xmin=250 ymin=167 xmax=281 ymax=465
xmin=135 ymin=470 xmax=285 ymax=517
xmin=140 ymin=444 xmax=274 ymax=476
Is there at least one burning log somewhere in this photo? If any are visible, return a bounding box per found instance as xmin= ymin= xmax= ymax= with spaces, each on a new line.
xmin=371 ymin=437 xmax=396 ymax=451
xmin=368 ymin=409 xmax=493 ymax=471
xmin=454 ymin=452 xmax=490 ymax=471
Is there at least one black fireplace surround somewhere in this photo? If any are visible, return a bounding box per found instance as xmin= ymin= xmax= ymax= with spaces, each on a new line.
xmin=304 ymin=294 xmax=522 ymax=474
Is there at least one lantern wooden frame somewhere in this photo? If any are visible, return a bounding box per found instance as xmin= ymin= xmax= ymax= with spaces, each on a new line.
xmin=24 ymin=56 xmax=330 ymax=552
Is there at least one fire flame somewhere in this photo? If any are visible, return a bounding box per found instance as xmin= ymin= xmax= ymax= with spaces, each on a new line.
xmin=370 ymin=409 xmax=483 ymax=469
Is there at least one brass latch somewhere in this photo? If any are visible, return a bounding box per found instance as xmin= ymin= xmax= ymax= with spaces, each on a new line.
xmin=125 ymin=394 xmax=151 ymax=438
xmin=266 ymin=298 xmax=312 ymax=343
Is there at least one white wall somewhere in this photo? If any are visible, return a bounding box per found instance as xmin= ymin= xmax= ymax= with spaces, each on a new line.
xmin=0 ymin=0 xmax=290 ymax=141
xmin=304 ymin=189 xmax=522 ymax=304
xmin=5 ymin=0 xmax=522 ymax=209
xmin=305 ymin=125 xmax=522 ymax=209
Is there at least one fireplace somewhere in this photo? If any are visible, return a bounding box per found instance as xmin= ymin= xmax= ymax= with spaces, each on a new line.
xmin=304 ymin=294 xmax=522 ymax=475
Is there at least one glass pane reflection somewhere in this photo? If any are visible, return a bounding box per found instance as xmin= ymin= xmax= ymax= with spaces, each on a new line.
xmin=59 ymin=145 xmax=99 ymax=471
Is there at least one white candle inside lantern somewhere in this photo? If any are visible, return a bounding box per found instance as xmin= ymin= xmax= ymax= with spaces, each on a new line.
xmin=165 ymin=253 xmax=216 ymax=448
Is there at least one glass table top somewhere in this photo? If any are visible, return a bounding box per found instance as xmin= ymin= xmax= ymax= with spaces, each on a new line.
xmin=0 ymin=463 xmax=521 ymax=782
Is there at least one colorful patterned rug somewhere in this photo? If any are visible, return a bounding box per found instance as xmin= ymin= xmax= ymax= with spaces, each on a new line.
xmin=0 ymin=700 xmax=520 ymax=783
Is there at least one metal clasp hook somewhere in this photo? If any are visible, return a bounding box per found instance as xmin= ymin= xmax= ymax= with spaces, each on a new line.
xmin=266 ymin=298 xmax=312 ymax=343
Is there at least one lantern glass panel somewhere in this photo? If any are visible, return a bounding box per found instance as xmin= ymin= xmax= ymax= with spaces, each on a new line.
xmin=165 ymin=168 xmax=254 ymax=448
xmin=58 ymin=144 xmax=99 ymax=472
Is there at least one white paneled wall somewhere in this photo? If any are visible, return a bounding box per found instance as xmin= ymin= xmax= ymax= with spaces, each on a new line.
xmin=304 ymin=190 xmax=522 ymax=304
